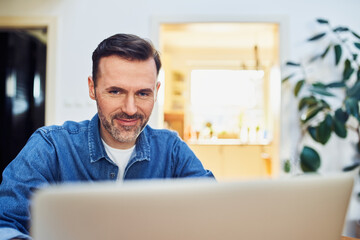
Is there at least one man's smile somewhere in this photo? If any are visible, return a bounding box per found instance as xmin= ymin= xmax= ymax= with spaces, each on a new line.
xmin=115 ymin=117 xmax=139 ymax=127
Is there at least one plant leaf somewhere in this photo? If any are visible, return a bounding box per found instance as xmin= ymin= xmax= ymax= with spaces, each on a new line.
xmin=324 ymin=113 xmax=333 ymax=126
xmin=307 ymin=117 xmax=333 ymax=144
xmin=358 ymin=67 xmax=360 ymax=81
xmin=282 ymin=73 xmax=294 ymax=83
xmin=294 ymin=80 xmax=305 ymax=97
xmin=354 ymin=42 xmax=360 ymax=50
xmin=312 ymin=82 xmax=326 ymax=88
xmin=316 ymin=19 xmax=329 ymax=24
xmin=333 ymin=118 xmax=347 ymax=138
xmin=334 ymin=44 xmax=342 ymax=65
xmin=308 ymin=32 xmax=326 ymax=41
xmin=320 ymin=99 xmax=330 ymax=109
xmin=321 ymin=45 xmax=331 ymax=58
xmin=300 ymin=146 xmax=321 ymax=172
xmin=335 ymin=108 xmax=349 ymax=123
xmin=344 ymin=69 xmax=355 ymax=83
xmin=343 ymin=59 xmax=354 ymax=82
xmin=333 ymin=26 xmax=349 ymax=32
xmin=298 ymin=96 xmax=318 ymax=110
xmin=316 ymin=114 xmax=332 ymax=145
xmin=347 ymin=81 xmax=360 ymax=99
xmin=309 ymin=54 xmax=321 ymax=63
xmin=309 ymin=87 xmax=335 ymax=97
xmin=286 ymin=61 xmax=301 ymax=67
xmin=343 ymin=162 xmax=360 ymax=171
xmin=352 ymin=31 xmax=360 ymax=39
xmin=345 ymin=97 xmax=360 ymax=120
xmin=308 ymin=126 xmax=318 ymax=142
xmin=326 ymin=81 xmax=346 ymax=88
xmin=301 ymin=105 xmax=324 ymax=123
xmin=283 ymin=159 xmax=291 ymax=173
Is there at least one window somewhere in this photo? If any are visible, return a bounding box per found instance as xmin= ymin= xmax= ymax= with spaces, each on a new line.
xmin=190 ymin=69 xmax=267 ymax=143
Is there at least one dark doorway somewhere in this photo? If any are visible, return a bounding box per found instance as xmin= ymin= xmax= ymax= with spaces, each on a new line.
xmin=0 ymin=29 xmax=47 ymax=182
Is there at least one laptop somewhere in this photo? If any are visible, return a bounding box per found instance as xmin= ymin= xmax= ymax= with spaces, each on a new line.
xmin=31 ymin=173 xmax=354 ymax=240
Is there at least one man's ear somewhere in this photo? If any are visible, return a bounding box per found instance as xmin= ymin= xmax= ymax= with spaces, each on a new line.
xmin=88 ymin=76 xmax=96 ymax=100
xmin=154 ymin=81 xmax=161 ymax=101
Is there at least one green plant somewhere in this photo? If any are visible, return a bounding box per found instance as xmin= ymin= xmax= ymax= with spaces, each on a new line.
xmin=282 ymin=18 xmax=360 ymax=174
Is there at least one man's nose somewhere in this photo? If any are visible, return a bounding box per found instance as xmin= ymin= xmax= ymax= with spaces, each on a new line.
xmin=122 ymin=95 xmax=138 ymax=116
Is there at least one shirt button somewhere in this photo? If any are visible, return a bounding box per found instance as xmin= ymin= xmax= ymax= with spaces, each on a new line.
xmin=110 ymin=173 xmax=116 ymax=179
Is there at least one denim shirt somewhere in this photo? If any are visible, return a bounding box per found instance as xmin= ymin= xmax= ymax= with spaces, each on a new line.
xmin=0 ymin=114 xmax=214 ymax=239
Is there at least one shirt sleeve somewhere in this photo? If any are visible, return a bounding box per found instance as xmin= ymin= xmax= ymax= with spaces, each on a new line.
xmin=0 ymin=130 xmax=56 ymax=239
xmin=0 ymin=227 xmax=32 ymax=240
xmin=171 ymin=137 xmax=215 ymax=179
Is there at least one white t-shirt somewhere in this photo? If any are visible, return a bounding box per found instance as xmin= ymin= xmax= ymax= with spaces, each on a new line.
xmin=102 ymin=140 xmax=135 ymax=180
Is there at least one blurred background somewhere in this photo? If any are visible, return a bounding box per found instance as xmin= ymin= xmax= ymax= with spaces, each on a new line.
xmin=0 ymin=0 xmax=359 ymax=236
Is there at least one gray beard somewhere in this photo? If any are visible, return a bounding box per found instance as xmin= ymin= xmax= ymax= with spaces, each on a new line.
xmin=98 ymin=108 xmax=148 ymax=144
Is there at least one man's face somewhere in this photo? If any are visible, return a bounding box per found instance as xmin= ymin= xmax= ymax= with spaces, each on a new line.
xmin=88 ymin=55 xmax=160 ymax=149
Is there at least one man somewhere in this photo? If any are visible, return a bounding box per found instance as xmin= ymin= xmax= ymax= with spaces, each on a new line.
xmin=0 ymin=33 xmax=214 ymax=239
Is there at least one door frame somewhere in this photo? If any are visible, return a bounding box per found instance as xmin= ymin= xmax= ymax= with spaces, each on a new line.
xmin=0 ymin=16 xmax=57 ymax=125
xmin=150 ymin=15 xmax=289 ymax=177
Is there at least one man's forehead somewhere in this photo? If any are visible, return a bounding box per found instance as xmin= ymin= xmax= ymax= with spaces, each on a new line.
xmin=97 ymin=56 xmax=157 ymax=80
xmin=98 ymin=56 xmax=157 ymax=76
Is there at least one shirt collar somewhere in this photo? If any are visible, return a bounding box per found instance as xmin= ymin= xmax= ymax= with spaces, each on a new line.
xmin=88 ymin=114 xmax=107 ymax=163
xmin=132 ymin=125 xmax=151 ymax=162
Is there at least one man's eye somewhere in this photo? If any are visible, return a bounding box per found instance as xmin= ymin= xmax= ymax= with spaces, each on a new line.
xmin=109 ymin=90 xmax=120 ymax=94
xmin=138 ymin=92 xmax=150 ymax=97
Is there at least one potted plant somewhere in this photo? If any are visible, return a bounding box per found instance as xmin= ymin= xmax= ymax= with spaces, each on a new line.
xmin=282 ymin=18 xmax=360 ymax=179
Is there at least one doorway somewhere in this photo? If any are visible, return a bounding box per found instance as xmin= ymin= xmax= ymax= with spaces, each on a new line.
xmin=0 ymin=29 xmax=47 ymax=181
xmin=0 ymin=16 xmax=56 ymax=182
xmin=157 ymin=21 xmax=282 ymax=179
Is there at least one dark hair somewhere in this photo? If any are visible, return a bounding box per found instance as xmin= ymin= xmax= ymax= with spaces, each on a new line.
xmin=92 ymin=33 xmax=161 ymax=85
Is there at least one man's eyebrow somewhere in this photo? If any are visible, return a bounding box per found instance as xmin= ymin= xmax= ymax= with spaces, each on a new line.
xmin=136 ymin=88 xmax=154 ymax=93
xmin=104 ymin=86 xmax=154 ymax=93
xmin=105 ymin=86 xmax=126 ymax=91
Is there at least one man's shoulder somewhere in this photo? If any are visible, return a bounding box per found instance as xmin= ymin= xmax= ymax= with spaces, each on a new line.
xmin=144 ymin=125 xmax=180 ymax=139
xmin=37 ymin=118 xmax=92 ymax=136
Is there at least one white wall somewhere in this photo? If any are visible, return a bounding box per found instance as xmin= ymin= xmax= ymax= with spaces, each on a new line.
xmin=1 ymin=0 xmax=360 ymax=236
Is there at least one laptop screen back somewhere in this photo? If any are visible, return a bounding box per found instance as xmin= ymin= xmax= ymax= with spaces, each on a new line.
xmin=31 ymin=174 xmax=354 ymax=240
